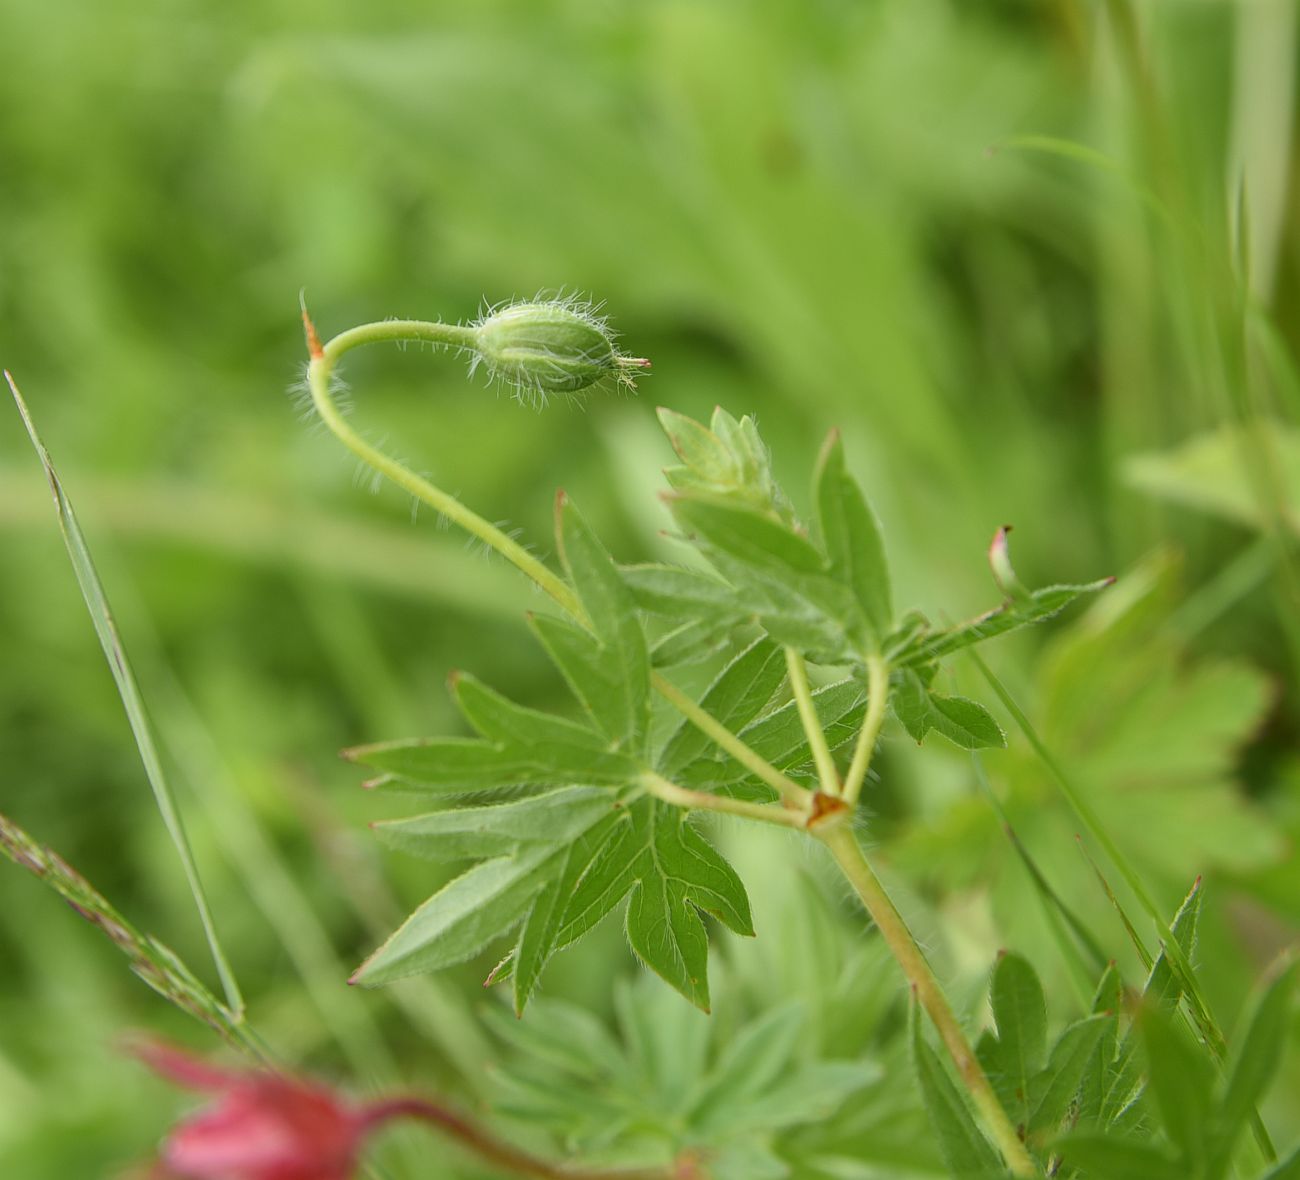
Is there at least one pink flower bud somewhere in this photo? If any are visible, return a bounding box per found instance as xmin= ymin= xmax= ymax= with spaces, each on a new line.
xmin=132 ymin=1040 xmax=366 ymax=1180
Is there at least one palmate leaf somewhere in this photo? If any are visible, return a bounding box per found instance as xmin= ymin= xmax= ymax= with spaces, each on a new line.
xmin=546 ymin=798 xmax=754 ymax=1013
xmin=349 ymin=492 xmax=750 ymax=1011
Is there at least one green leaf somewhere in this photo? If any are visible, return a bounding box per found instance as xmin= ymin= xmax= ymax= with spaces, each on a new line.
xmin=680 ymin=677 xmax=864 ymax=792
xmin=1123 ymin=420 xmax=1300 ymax=535
xmin=8 ymin=375 xmax=243 ymax=1015
xmin=689 ymin=1000 xmax=807 ymax=1129
xmin=894 ymin=668 xmax=1006 ymax=750
xmin=1139 ymin=1004 xmax=1215 ymax=1163
xmin=1209 ymin=958 xmax=1298 ymax=1173
xmin=658 ymin=407 xmax=738 ymax=483
xmin=346 ymin=732 xmax=634 ymax=791
xmin=1261 ymin=1143 xmax=1300 ymax=1180
xmin=667 ymin=494 xmax=862 ymax=656
xmin=814 ymin=428 xmax=892 ymax=641
xmin=1029 ymin=1014 xmax=1112 ymax=1136
xmin=1075 ymin=967 xmax=1123 ymax=1129
xmin=987 ymin=952 xmax=1047 ymax=1125
xmin=1144 ymin=877 xmax=1203 ymax=1010
xmin=623 ymin=562 xmax=748 ymax=623
xmin=659 ymin=638 xmax=786 ymax=777
xmin=372 ymin=786 xmax=616 ymax=861
xmin=895 ymin=528 xmax=1111 ymax=666
xmin=910 ymin=1002 xmax=1002 ymax=1176
xmin=557 ymin=798 xmax=753 ymax=1011
xmin=550 ymin=494 xmax=650 ymax=751
xmin=1055 ymin=1132 xmax=1183 ymax=1180
xmin=656 ymin=407 xmax=793 ymax=522
xmin=511 ymin=807 xmax=627 ymax=1014
xmin=352 ymin=842 xmax=565 ymax=986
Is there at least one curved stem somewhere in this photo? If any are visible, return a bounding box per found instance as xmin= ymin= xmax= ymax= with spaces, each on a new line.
xmin=306 ymin=316 xmax=802 ymax=800
xmin=361 ymin=1096 xmax=674 ymax=1180
xmin=639 ymin=770 xmax=806 ymax=829
xmin=841 ymin=655 xmax=889 ymax=807
xmin=816 ymin=823 xmax=1037 ymax=1177
xmin=305 ymin=317 xmax=582 ymax=621
xmin=784 ymin=647 xmax=840 ymax=795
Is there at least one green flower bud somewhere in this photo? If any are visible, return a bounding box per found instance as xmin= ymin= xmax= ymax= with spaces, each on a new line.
xmin=470 ymin=298 xmax=649 ymax=400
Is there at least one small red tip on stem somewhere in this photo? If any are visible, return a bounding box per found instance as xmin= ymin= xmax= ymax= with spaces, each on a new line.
xmin=300 ymin=291 xmax=323 ymax=360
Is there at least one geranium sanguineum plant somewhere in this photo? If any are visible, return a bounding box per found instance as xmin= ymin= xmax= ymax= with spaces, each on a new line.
xmin=296 ymin=295 xmax=1120 ymax=1178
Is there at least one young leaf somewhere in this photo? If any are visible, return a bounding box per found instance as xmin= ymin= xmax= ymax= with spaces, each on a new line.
xmin=658 ymin=407 xmax=739 ymax=486
xmin=814 ymin=429 xmax=892 ymax=643
xmin=910 ymin=1001 xmax=1003 ymax=1176
xmin=894 ymin=528 xmax=1112 ymax=667
xmin=894 ymin=668 xmax=1006 ymax=750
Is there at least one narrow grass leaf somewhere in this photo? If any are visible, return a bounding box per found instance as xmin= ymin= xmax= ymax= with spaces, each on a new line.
xmin=7 ymin=373 xmax=243 ymax=1016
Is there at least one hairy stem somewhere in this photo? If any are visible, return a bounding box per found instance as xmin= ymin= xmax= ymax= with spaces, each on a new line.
xmin=306 ymin=317 xmax=582 ymax=620
xmin=817 ymin=823 xmax=1036 ymax=1176
xmin=304 ymin=312 xmax=798 ymax=807
xmin=639 ymin=770 xmax=805 ymax=829
xmin=361 ymin=1096 xmax=675 ymax=1180
xmin=784 ymin=647 xmax=839 ymax=795
xmin=841 ymin=655 xmax=889 ymax=806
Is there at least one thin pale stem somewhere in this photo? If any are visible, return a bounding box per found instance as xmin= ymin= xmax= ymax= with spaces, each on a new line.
xmin=841 ymin=654 xmax=889 ymax=807
xmin=639 ymin=770 xmax=806 ymax=830
xmin=361 ymin=1096 xmax=673 ymax=1180
xmin=306 ymin=318 xmax=582 ymax=621
xmin=649 ymin=674 xmax=807 ymax=809
xmin=785 ymin=647 xmax=840 ymax=796
xmin=305 ymin=315 xmax=793 ymax=809
xmin=817 ymin=823 xmax=1037 ymax=1177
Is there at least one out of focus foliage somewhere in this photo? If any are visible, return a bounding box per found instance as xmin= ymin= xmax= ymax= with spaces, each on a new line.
xmin=1 ymin=1 xmax=1298 ymax=1176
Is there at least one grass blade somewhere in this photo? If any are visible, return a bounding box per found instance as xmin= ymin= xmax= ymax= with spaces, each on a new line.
xmin=7 ymin=371 xmax=244 ymax=1017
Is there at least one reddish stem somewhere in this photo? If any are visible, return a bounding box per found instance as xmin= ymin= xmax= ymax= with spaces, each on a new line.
xmin=360 ymin=1097 xmax=684 ymax=1180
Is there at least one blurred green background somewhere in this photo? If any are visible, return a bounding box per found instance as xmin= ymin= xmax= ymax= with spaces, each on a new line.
xmin=2 ymin=0 xmax=1299 ymax=1176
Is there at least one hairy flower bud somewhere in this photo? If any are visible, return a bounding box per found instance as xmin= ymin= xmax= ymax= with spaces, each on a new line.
xmin=470 ymin=298 xmax=649 ymax=399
